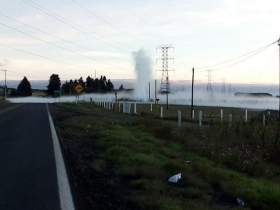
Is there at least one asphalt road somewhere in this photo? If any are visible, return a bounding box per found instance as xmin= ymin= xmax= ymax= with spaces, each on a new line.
xmin=0 ymin=104 xmax=61 ymax=210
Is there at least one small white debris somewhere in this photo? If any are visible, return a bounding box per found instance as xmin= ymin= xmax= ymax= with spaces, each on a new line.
xmin=168 ymin=173 xmax=181 ymax=183
xmin=85 ymin=125 xmax=91 ymax=132
xmin=237 ymin=198 xmax=245 ymax=207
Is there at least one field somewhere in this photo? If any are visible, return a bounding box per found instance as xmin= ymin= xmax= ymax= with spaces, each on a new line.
xmin=50 ymin=102 xmax=280 ymax=210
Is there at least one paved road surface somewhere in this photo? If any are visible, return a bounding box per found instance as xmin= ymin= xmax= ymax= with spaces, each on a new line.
xmin=0 ymin=103 xmax=62 ymax=210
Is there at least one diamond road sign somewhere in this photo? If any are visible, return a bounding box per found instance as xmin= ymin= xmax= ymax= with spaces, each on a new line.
xmin=74 ymin=84 xmax=83 ymax=93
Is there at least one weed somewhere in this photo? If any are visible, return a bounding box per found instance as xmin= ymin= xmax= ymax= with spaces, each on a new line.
xmin=55 ymin=102 xmax=280 ymax=210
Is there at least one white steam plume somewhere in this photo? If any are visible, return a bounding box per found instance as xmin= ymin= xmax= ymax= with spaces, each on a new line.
xmin=133 ymin=49 xmax=152 ymax=101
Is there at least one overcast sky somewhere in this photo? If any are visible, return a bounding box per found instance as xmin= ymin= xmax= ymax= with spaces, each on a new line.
xmin=0 ymin=0 xmax=279 ymax=88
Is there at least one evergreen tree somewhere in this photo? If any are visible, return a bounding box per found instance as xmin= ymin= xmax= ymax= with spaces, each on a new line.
xmin=93 ymin=78 xmax=99 ymax=92
xmin=62 ymin=80 xmax=69 ymax=94
xmin=86 ymin=76 xmax=96 ymax=93
xmin=73 ymin=79 xmax=78 ymax=85
xmin=69 ymin=80 xmax=75 ymax=95
xmin=10 ymin=88 xmax=18 ymax=97
xmin=17 ymin=76 xmax=32 ymax=96
xmin=78 ymin=77 xmax=85 ymax=89
xmin=119 ymin=84 xmax=124 ymax=90
xmin=46 ymin=74 xmax=61 ymax=96
xmin=106 ymin=79 xmax=114 ymax=91
xmin=99 ymin=75 xmax=106 ymax=91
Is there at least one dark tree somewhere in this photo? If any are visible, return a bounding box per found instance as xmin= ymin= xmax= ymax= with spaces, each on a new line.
xmin=10 ymin=88 xmax=18 ymax=97
xmin=73 ymin=79 xmax=78 ymax=85
xmin=106 ymin=79 xmax=114 ymax=91
xmin=78 ymin=77 xmax=85 ymax=89
xmin=93 ymin=78 xmax=99 ymax=92
xmin=86 ymin=76 xmax=92 ymax=89
xmin=99 ymin=75 xmax=106 ymax=91
xmin=17 ymin=76 xmax=32 ymax=96
xmin=86 ymin=76 xmax=97 ymax=93
xmin=62 ymin=80 xmax=75 ymax=95
xmin=46 ymin=74 xmax=61 ymax=96
xmin=62 ymin=80 xmax=69 ymax=93
xmin=119 ymin=84 xmax=124 ymax=90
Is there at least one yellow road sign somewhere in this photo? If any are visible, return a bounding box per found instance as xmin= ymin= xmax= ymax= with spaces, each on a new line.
xmin=75 ymin=84 xmax=84 ymax=93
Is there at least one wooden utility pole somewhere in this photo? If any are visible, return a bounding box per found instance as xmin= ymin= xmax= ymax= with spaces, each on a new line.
xmin=278 ymin=38 xmax=280 ymax=118
xmin=149 ymin=82 xmax=150 ymax=100
xmin=155 ymin=80 xmax=157 ymax=104
xmin=0 ymin=70 xmax=7 ymax=99
xmin=166 ymin=76 xmax=169 ymax=110
xmin=191 ymin=68 xmax=194 ymax=118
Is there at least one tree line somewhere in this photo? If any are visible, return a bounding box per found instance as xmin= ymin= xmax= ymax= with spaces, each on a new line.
xmin=9 ymin=74 xmax=120 ymax=97
xmin=60 ymin=75 xmax=114 ymax=95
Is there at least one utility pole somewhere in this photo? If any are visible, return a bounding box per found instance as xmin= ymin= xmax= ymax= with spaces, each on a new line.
xmin=222 ymin=78 xmax=226 ymax=95
xmin=148 ymin=82 xmax=150 ymax=100
xmin=0 ymin=69 xmax=7 ymax=99
xmin=206 ymin=70 xmax=213 ymax=96
xmin=70 ymin=81 xmax=72 ymax=96
xmin=191 ymin=68 xmax=194 ymax=118
xmin=278 ymin=37 xmax=280 ymax=118
xmin=166 ymin=76 xmax=169 ymax=109
xmin=154 ymin=80 xmax=157 ymax=104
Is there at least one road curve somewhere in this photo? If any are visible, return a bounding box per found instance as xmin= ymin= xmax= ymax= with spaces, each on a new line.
xmin=0 ymin=104 xmax=62 ymax=210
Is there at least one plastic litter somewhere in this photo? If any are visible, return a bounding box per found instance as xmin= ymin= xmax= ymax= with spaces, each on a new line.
xmin=85 ymin=125 xmax=90 ymax=132
xmin=237 ymin=198 xmax=244 ymax=207
xmin=184 ymin=161 xmax=192 ymax=163
xmin=168 ymin=173 xmax=181 ymax=183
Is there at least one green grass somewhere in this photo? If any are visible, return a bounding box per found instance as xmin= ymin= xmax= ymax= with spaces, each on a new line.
xmin=56 ymin=102 xmax=280 ymax=210
xmin=136 ymin=103 xmax=263 ymax=123
xmin=0 ymin=98 xmax=9 ymax=103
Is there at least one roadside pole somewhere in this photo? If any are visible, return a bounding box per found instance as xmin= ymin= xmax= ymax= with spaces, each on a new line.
xmin=74 ymin=84 xmax=84 ymax=104
xmin=191 ymin=68 xmax=194 ymax=119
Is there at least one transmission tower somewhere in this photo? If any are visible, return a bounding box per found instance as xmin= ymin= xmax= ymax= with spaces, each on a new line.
xmin=206 ymin=70 xmax=213 ymax=95
xmin=228 ymin=84 xmax=232 ymax=95
xmin=221 ymin=78 xmax=226 ymax=94
xmin=156 ymin=45 xmax=174 ymax=93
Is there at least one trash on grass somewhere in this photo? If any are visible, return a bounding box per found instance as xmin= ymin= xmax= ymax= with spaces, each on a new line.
xmin=168 ymin=173 xmax=181 ymax=183
xmin=237 ymin=198 xmax=244 ymax=207
xmin=85 ymin=125 xmax=91 ymax=132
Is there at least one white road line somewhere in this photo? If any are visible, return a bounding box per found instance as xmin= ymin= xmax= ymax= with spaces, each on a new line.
xmin=46 ymin=104 xmax=75 ymax=210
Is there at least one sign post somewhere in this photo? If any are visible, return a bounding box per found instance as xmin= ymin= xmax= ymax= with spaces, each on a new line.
xmin=74 ymin=84 xmax=84 ymax=104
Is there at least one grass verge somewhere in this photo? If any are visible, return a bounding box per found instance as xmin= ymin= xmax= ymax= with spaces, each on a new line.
xmin=55 ymin=102 xmax=280 ymax=210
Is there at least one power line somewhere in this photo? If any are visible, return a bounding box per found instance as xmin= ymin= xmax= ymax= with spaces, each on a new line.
xmin=22 ymin=0 xmax=132 ymax=54
xmin=196 ymin=42 xmax=276 ymax=73
xmin=0 ymin=43 xmax=134 ymax=77
xmin=69 ymin=0 xmax=193 ymax=74
xmin=237 ymin=48 xmax=278 ymax=108
xmin=214 ymin=44 xmax=275 ymax=71
xmin=69 ymin=0 xmax=153 ymax=47
xmin=196 ymin=40 xmax=278 ymax=70
xmin=0 ymin=22 xmax=130 ymax=71
xmin=24 ymin=0 xmax=134 ymax=50
xmin=0 ymin=13 xmax=129 ymax=62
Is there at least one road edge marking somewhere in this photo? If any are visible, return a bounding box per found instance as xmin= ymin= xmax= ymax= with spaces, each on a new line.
xmin=46 ymin=104 xmax=75 ymax=210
